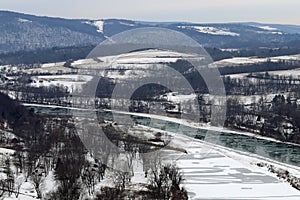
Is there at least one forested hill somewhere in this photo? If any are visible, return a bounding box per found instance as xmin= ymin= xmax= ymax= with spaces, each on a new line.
xmin=2 ymin=10 xmax=300 ymax=55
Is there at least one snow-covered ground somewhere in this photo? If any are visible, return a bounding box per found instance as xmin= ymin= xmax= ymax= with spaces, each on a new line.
xmin=3 ymin=181 xmax=38 ymax=200
xmin=267 ymin=69 xmax=300 ymax=78
xmin=178 ymin=26 xmax=240 ymax=36
xmin=30 ymin=74 xmax=93 ymax=92
xmin=83 ymin=20 xmax=104 ymax=33
xmin=71 ymin=49 xmax=198 ymax=70
xmin=225 ymin=68 xmax=300 ymax=79
xmin=0 ymin=147 xmax=39 ymax=200
xmin=93 ymin=21 xmax=104 ymax=33
xmin=213 ymin=57 xmax=268 ymax=67
xmin=71 ymin=49 xmax=201 ymax=81
xmin=258 ymin=26 xmax=278 ymax=31
xmin=171 ymin=139 xmax=300 ymax=199
xmin=23 ymin=65 xmax=72 ymax=74
xmin=109 ymin=49 xmax=198 ymax=65
xmin=213 ymin=54 xmax=300 ymax=68
xmin=272 ymin=54 xmax=300 ymax=61
xmin=17 ymin=18 xmax=32 ymax=23
xmin=160 ymin=92 xmax=197 ymax=103
xmin=129 ymin=125 xmax=300 ymax=199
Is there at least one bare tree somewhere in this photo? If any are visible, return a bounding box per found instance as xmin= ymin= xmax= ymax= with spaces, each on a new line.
xmin=14 ymin=176 xmax=25 ymax=198
xmin=112 ymin=170 xmax=131 ymax=192
xmin=82 ymin=161 xmax=97 ymax=195
xmin=3 ymin=158 xmax=14 ymax=197
xmin=31 ymin=170 xmax=43 ymax=199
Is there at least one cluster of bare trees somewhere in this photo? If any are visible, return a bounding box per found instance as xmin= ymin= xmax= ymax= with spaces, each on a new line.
xmin=148 ymin=163 xmax=188 ymax=200
xmin=0 ymin=158 xmax=15 ymax=198
xmin=225 ymin=93 xmax=300 ymax=144
xmin=224 ymin=73 xmax=300 ymax=95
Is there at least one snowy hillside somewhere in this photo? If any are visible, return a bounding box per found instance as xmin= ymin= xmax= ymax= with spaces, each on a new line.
xmin=1 ymin=11 xmax=300 ymax=54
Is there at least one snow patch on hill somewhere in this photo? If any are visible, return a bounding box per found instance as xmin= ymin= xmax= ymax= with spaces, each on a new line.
xmin=213 ymin=57 xmax=268 ymax=67
xmin=93 ymin=21 xmax=104 ymax=33
xmin=17 ymin=18 xmax=32 ymax=23
xmin=178 ymin=25 xmax=240 ymax=36
xmin=83 ymin=20 xmax=104 ymax=33
xmin=258 ymin=25 xmax=278 ymax=31
xmin=213 ymin=54 xmax=300 ymax=68
xmin=119 ymin=22 xmax=135 ymax=27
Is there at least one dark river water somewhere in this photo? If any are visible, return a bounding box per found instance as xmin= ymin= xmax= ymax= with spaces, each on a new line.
xmin=29 ymin=105 xmax=300 ymax=167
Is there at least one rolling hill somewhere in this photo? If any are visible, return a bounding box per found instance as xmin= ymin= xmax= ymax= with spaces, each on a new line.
xmin=1 ymin=10 xmax=300 ymax=55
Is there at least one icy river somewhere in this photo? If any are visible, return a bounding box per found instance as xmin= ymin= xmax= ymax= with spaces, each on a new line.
xmin=28 ymin=105 xmax=300 ymax=167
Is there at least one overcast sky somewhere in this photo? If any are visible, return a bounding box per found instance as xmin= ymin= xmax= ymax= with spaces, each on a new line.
xmin=1 ymin=0 xmax=300 ymax=24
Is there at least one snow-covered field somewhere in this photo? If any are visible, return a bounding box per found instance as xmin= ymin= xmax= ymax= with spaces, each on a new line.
xmin=178 ymin=26 xmax=240 ymax=36
xmin=160 ymin=92 xmax=197 ymax=103
xmin=30 ymin=74 xmax=93 ymax=92
xmin=213 ymin=57 xmax=268 ymax=67
xmin=213 ymin=54 xmax=300 ymax=68
xmin=225 ymin=68 xmax=300 ymax=79
xmin=105 ymin=49 xmax=198 ymax=65
xmin=258 ymin=26 xmax=278 ymax=31
xmin=70 ymin=49 xmax=201 ymax=82
xmin=23 ymin=65 xmax=72 ymax=74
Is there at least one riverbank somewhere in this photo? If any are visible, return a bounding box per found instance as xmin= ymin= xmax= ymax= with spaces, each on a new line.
xmin=22 ymin=103 xmax=300 ymax=147
xmin=107 ymin=109 xmax=300 ymax=147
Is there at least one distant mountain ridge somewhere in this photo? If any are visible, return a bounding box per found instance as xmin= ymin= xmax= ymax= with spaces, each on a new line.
xmin=1 ymin=10 xmax=300 ymax=54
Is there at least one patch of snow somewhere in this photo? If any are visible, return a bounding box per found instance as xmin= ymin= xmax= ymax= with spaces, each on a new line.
xmin=41 ymin=63 xmax=63 ymax=68
xmin=94 ymin=21 xmax=104 ymax=33
xmin=258 ymin=26 xmax=278 ymax=31
xmin=17 ymin=18 xmax=32 ymax=23
xmin=256 ymin=30 xmax=283 ymax=35
xmin=264 ymin=69 xmax=300 ymax=78
xmin=116 ymin=57 xmax=179 ymax=64
xmin=22 ymin=103 xmax=97 ymax=112
xmin=0 ymin=147 xmax=15 ymax=155
xmin=213 ymin=57 xmax=267 ymax=67
xmin=41 ymin=171 xmax=57 ymax=197
xmin=24 ymin=65 xmax=73 ymax=75
xmin=220 ymin=48 xmax=240 ymax=52
xmin=119 ymin=22 xmax=135 ymax=27
xmin=30 ymin=74 xmax=93 ymax=93
xmin=72 ymin=58 xmax=99 ymax=66
xmin=178 ymin=26 xmax=240 ymax=36
xmin=83 ymin=20 xmax=104 ymax=33
xmin=215 ymin=54 xmax=300 ymax=69
xmin=160 ymin=92 xmax=197 ymax=103
xmin=17 ymin=182 xmax=38 ymax=200
xmin=271 ymin=54 xmax=300 ymax=61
